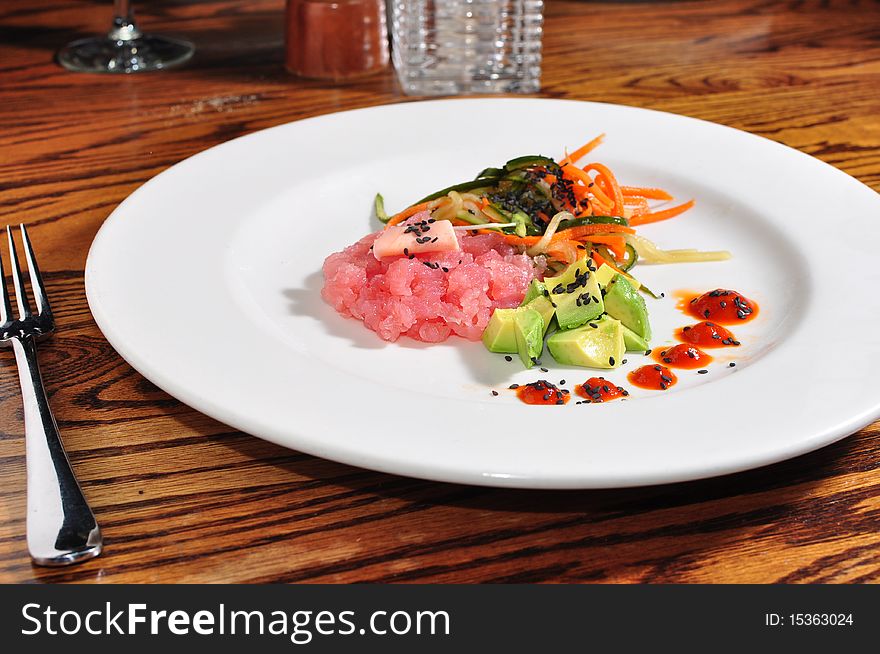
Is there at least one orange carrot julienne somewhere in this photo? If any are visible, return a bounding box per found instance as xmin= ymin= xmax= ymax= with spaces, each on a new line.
xmin=628 ymin=199 xmax=695 ymax=226
xmin=551 ymin=224 xmax=634 ymax=241
xmin=583 ymin=163 xmax=624 ymax=216
xmin=587 ymin=235 xmax=627 ymax=259
xmin=559 ymin=134 xmax=605 ymax=167
xmin=385 ymin=201 xmax=432 ymax=227
xmin=621 ymin=186 xmax=673 ymax=201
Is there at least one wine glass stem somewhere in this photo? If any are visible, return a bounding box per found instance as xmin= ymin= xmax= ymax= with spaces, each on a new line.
xmin=109 ymin=0 xmax=142 ymax=41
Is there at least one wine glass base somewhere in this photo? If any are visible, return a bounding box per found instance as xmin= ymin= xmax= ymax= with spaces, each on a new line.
xmin=57 ymin=34 xmax=194 ymax=73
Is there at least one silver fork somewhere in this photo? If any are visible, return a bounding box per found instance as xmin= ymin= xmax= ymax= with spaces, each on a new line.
xmin=1 ymin=224 xmax=102 ymax=566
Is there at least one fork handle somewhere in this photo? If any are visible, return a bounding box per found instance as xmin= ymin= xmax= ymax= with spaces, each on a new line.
xmin=12 ymin=335 xmax=102 ymax=566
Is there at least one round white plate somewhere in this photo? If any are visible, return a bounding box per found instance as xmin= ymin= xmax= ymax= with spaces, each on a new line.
xmin=85 ymin=99 xmax=880 ymax=488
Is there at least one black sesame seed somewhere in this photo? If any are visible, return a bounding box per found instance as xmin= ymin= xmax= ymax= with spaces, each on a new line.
xmin=697 ymin=369 xmax=708 ymax=374
xmin=509 ymin=384 xmax=519 ymax=389
xmin=729 ymin=362 xmax=736 ymax=367
xmin=559 ymin=379 xmax=566 ymax=385
xmin=556 ymin=399 xmax=565 ymax=405
xmin=441 ymin=267 xmax=449 ymax=272
xmin=653 ymin=365 xmax=662 ymax=371
xmin=660 ymin=292 xmax=666 ymax=298
xmin=505 ymin=355 xmax=513 ymax=362
xmin=683 ymin=326 xmax=691 ymax=332
xmin=609 ymin=356 xmax=615 ymax=366
xmin=540 ymin=367 xmax=549 ymax=373
xmin=645 ymin=349 xmax=652 ymax=356
xmin=622 ymin=359 xmax=627 ymax=364
xmin=663 ymin=357 xmax=672 ymax=364
xmin=704 ymin=309 xmax=711 ymax=318
xmin=491 ymin=390 xmax=499 ymax=396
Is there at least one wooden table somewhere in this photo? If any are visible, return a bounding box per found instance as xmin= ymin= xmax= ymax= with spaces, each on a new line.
xmin=1 ymin=0 xmax=879 ymax=584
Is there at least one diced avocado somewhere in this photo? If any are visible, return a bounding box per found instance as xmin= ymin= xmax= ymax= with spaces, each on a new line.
xmin=514 ymin=307 xmax=544 ymax=368
xmin=547 ymin=256 xmax=604 ymax=330
xmin=594 ymin=263 xmax=617 ymax=289
xmin=482 ymin=308 xmax=518 ymax=353
xmin=547 ymin=317 xmax=625 ymax=369
xmin=526 ymin=295 xmax=555 ymax=336
xmin=621 ymin=322 xmax=650 ymax=352
xmin=604 ymin=274 xmax=651 ymax=340
xmin=521 ymin=279 xmax=546 ymax=306
xmin=595 ymin=263 xmax=641 ymax=291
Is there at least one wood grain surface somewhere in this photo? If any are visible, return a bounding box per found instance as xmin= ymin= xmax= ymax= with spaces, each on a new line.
xmin=1 ymin=0 xmax=879 ymax=584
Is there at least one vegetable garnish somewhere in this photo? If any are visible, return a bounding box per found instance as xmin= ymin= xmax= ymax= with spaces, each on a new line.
xmin=377 ymin=135 xmax=729 ymax=281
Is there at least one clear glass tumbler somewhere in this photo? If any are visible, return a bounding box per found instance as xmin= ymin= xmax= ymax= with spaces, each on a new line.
xmin=389 ymin=0 xmax=544 ymax=95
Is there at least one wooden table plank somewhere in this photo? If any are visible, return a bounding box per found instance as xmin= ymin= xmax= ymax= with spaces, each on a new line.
xmin=0 ymin=0 xmax=878 ymax=583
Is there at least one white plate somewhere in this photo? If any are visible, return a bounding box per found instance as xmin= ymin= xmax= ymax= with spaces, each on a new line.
xmin=85 ymin=99 xmax=880 ymax=488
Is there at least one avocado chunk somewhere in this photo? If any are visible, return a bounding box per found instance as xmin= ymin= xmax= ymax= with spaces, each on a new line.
xmin=604 ymin=274 xmax=651 ymax=341
xmin=481 ymin=308 xmax=518 ymax=353
xmin=526 ymin=295 xmax=555 ymax=336
xmin=547 ymin=317 xmax=625 ymax=369
xmin=594 ymin=263 xmax=617 ymax=289
xmin=514 ymin=307 xmax=545 ymax=368
xmin=621 ymin=322 xmax=649 ymax=352
xmin=521 ymin=279 xmax=546 ymax=305
xmin=595 ymin=263 xmax=641 ymax=291
xmin=547 ymin=256 xmax=604 ymax=330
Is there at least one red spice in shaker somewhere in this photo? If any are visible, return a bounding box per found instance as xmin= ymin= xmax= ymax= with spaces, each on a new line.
xmin=285 ymin=0 xmax=389 ymax=80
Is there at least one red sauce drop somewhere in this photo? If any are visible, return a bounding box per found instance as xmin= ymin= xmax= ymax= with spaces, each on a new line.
xmin=575 ymin=377 xmax=628 ymax=403
xmin=516 ymin=381 xmax=570 ymax=405
xmin=675 ymin=321 xmax=741 ymax=348
xmin=680 ymin=289 xmax=758 ymax=324
xmin=653 ymin=343 xmax=712 ymax=369
xmin=628 ymin=365 xmax=677 ymax=391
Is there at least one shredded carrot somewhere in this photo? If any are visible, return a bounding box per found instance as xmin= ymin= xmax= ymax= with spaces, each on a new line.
xmin=385 ymin=201 xmax=432 ymax=227
xmin=583 ymin=163 xmax=624 ymax=216
xmin=551 ymin=224 xmax=634 ymax=241
xmin=589 ymin=249 xmax=608 ymax=267
xmin=629 ymin=199 xmax=695 ymax=226
xmin=546 ymin=240 xmax=581 ymax=264
xmin=502 ymin=234 xmax=542 ymax=246
xmin=621 ymin=186 xmax=673 ymax=201
xmin=559 ymin=134 xmax=605 ymax=167
xmin=589 ymin=249 xmax=631 ymax=277
xmin=587 ymin=235 xmax=627 ymax=259
xmin=561 ymin=164 xmax=614 ymax=211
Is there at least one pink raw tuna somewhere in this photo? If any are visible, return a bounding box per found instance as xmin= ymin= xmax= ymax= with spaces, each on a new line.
xmin=321 ymin=220 xmax=545 ymax=343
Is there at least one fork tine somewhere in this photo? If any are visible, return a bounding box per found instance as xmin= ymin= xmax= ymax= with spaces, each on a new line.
xmin=7 ymin=226 xmax=32 ymax=319
xmin=19 ymin=225 xmax=50 ymax=317
xmin=0 ymin=229 xmax=11 ymax=324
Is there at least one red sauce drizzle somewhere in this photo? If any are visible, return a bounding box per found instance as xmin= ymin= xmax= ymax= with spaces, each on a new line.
xmin=516 ymin=380 xmax=570 ymax=405
xmin=575 ymin=377 xmax=628 ymax=403
xmin=680 ymin=289 xmax=758 ymax=324
xmin=654 ymin=343 xmax=712 ymax=369
xmin=675 ymin=321 xmax=740 ymax=348
xmin=628 ymin=365 xmax=677 ymax=391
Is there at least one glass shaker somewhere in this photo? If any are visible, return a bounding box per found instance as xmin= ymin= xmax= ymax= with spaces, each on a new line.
xmin=389 ymin=0 xmax=545 ymax=95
